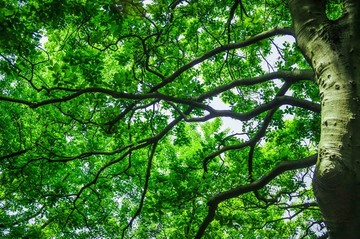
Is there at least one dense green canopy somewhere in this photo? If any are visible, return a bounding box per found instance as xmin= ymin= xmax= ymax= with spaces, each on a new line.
xmin=0 ymin=0 xmax=328 ymax=238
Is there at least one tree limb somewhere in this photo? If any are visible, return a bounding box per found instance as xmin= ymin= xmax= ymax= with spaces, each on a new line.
xmin=150 ymin=27 xmax=294 ymax=92
xmin=184 ymin=96 xmax=320 ymax=123
xmin=197 ymin=69 xmax=314 ymax=101
xmin=195 ymin=154 xmax=317 ymax=239
xmin=121 ymin=142 xmax=158 ymax=238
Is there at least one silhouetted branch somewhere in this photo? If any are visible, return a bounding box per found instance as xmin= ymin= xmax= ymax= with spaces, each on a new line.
xmin=150 ymin=27 xmax=294 ymax=92
xmin=169 ymin=0 xmax=187 ymax=9
xmin=0 ymin=149 xmax=29 ymax=160
xmin=0 ymin=70 xmax=314 ymax=112
xmin=121 ymin=142 xmax=158 ymax=238
xmin=196 ymin=69 xmax=314 ymax=101
xmin=184 ymin=96 xmax=320 ymax=123
xmin=227 ymin=0 xmax=249 ymax=42
xmin=202 ymin=82 xmax=294 ymax=172
xmin=195 ymin=154 xmax=317 ymax=239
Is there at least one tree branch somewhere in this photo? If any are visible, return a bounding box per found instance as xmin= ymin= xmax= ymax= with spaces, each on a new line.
xmin=196 ymin=69 xmax=314 ymax=101
xmin=121 ymin=142 xmax=158 ymax=238
xmin=195 ymin=154 xmax=317 ymax=239
xmin=169 ymin=0 xmax=186 ymax=9
xmin=0 ymin=149 xmax=29 ymax=161
xmin=201 ymin=81 xmax=297 ymax=173
xmin=150 ymin=27 xmax=294 ymax=92
xmin=0 ymin=71 xmax=315 ymax=132
xmin=184 ymin=95 xmax=320 ymax=123
xmin=202 ymin=108 xmax=276 ymax=172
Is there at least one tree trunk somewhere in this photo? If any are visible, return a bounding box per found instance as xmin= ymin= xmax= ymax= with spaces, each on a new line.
xmin=289 ymin=0 xmax=360 ymax=238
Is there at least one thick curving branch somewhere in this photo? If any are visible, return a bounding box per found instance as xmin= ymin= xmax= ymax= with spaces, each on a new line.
xmin=202 ymin=108 xmax=276 ymax=172
xmin=0 ymin=70 xmax=314 ymax=111
xmin=201 ymin=82 xmax=294 ymax=172
xmin=196 ymin=69 xmax=314 ymax=101
xmin=182 ymin=95 xmax=320 ymax=123
xmin=195 ymin=154 xmax=317 ymax=239
xmin=150 ymin=27 xmax=294 ymax=92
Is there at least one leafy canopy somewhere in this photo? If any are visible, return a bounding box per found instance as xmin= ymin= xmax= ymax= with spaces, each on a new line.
xmin=0 ymin=0 xmax=323 ymax=238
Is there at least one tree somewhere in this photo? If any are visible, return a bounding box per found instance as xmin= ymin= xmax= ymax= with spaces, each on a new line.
xmin=0 ymin=0 xmax=354 ymax=238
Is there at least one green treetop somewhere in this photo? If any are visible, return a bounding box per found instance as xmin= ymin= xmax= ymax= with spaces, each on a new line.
xmin=1 ymin=0 xmax=353 ymax=238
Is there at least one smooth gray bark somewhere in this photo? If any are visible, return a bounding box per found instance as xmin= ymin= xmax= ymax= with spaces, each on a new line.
xmin=289 ymin=0 xmax=360 ymax=238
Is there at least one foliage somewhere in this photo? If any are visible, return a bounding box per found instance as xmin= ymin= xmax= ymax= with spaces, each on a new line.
xmin=0 ymin=0 xmax=323 ymax=238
